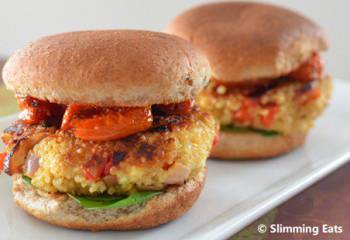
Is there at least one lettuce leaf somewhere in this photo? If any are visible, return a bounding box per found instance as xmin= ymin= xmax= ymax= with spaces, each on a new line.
xmin=68 ymin=191 xmax=162 ymax=210
xmin=82 ymin=195 xmax=125 ymax=202
xmin=22 ymin=175 xmax=162 ymax=210
xmin=22 ymin=175 xmax=33 ymax=187
xmin=221 ymin=125 xmax=280 ymax=137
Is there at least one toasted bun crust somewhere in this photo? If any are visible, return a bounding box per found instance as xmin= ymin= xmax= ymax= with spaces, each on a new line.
xmin=3 ymin=30 xmax=210 ymax=106
xmin=166 ymin=2 xmax=328 ymax=84
xmin=211 ymin=131 xmax=306 ymax=159
xmin=12 ymin=168 xmax=206 ymax=230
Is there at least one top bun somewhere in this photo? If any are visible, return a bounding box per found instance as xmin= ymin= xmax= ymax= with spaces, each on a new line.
xmin=3 ymin=30 xmax=210 ymax=106
xmin=166 ymin=2 xmax=328 ymax=84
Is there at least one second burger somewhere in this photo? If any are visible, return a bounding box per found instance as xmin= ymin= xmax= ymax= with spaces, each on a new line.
xmin=166 ymin=2 xmax=332 ymax=159
xmin=1 ymin=30 xmax=217 ymax=230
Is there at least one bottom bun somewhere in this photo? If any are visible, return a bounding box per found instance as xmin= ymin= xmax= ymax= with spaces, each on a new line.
xmin=211 ymin=131 xmax=306 ymax=159
xmin=12 ymin=168 xmax=206 ymax=231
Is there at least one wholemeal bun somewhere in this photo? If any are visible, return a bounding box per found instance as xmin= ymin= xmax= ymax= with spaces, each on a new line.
xmin=3 ymin=30 xmax=210 ymax=106
xmin=166 ymin=2 xmax=327 ymax=84
xmin=12 ymin=168 xmax=206 ymax=230
xmin=211 ymin=131 xmax=306 ymax=159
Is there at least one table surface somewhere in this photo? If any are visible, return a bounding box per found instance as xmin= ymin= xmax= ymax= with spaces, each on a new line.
xmin=0 ymin=85 xmax=348 ymax=239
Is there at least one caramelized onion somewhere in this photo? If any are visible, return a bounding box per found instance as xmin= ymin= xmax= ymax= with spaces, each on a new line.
xmin=24 ymin=153 xmax=40 ymax=178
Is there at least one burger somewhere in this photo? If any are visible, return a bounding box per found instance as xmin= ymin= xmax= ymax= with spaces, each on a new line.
xmin=166 ymin=2 xmax=332 ymax=159
xmin=0 ymin=30 xmax=217 ymax=230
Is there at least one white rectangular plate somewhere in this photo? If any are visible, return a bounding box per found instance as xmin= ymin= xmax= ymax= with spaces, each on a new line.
xmin=1 ymin=79 xmax=349 ymax=240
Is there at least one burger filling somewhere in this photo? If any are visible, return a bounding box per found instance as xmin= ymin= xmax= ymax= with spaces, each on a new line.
xmin=1 ymin=99 xmax=216 ymax=209
xmin=198 ymin=54 xmax=332 ymax=135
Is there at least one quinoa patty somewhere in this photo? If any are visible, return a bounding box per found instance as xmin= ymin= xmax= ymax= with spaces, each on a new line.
xmin=197 ymin=75 xmax=332 ymax=134
xmin=4 ymin=110 xmax=215 ymax=195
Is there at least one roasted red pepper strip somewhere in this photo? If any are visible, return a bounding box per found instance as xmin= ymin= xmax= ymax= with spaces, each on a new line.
xmin=61 ymin=103 xmax=92 ymax=130
xmin=155 ymin=100 xmax=194 ymax=115
xmin=212 ymin=124 xmax=221 ymax=147
xmin=260 ymin=104 xmax=279 ymax=128
xmin=162 ymin=161 xmax=175 ymax=171
xmin=62 ymin=105 xmax=153 ymax=141
xmin=103 ymin=160 xmax=114 ymax=176
xmin=17 ymin=96 xmax=52 ymax=124
xmin=0 ymin=152 xmax=6 ymax=172
xmin=82 ymin=156 xmax=108 ymax=181
xmin=300 ymin=88 xmax=321 ymax=104
xmin=232 ymin=97 xmax=258 ymax=123
xmin=17 ymin=96 xmax=65 ymax=125
xmin=289 ymin=54 xmax=323 ymax=83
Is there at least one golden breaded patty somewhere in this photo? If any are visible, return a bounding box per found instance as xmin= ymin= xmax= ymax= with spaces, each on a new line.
xmin=197 ymin=75 xmax=332 ymax=134
xmin=27 ymin=110 xmax=215 ymax=195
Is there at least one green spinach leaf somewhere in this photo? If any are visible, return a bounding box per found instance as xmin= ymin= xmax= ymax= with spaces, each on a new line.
xmin=22 ymin=175 xmax=162 ymax=210
xmin=22 ymin=175 xmax=33 ymax=187
xmin=68 ymin=191 xmax=162 ymax=210
xmin=221 ymin=125 xmax=280 ymax=137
